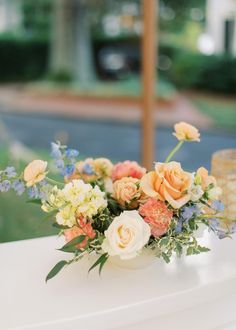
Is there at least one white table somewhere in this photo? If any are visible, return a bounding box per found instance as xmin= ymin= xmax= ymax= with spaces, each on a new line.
xmin=1 ymin=231 xmax=236 ymax=330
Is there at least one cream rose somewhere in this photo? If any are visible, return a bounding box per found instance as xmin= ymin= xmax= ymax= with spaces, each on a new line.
xmin=23 ymin=160 xmax=48 ymax=187
xmin=140 ymin=162 xmax=193 ymax=209
xmin=173 ymin=122 xmax=200 ymax=142
xmin=102 ymin=210 xmax=151 ymax=260
xmin=113 ymin=177 xmax=141 ymax=208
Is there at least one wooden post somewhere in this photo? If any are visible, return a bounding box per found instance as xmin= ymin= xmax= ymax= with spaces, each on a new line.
xmin=141 ymin=0 xmax=157 ymax=170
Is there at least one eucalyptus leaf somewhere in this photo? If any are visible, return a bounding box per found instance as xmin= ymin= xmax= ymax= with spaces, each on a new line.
xmin=46 ymin=260 xmax=67 ymax=282
xmin=53 ymin=222 xmax=70 ymax=230
xmin=59 ymin=235 xmax=86 ymax=252
xmin=88 ymin=253 xmax=108 ymax=273
xmin=162 ymin=252 xmax=170 ymax=263
xmin=26 ymin=199 xmax=42 ymax=205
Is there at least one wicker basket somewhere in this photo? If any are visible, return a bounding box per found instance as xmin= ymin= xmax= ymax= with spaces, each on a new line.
xmin=211 ymin=149 xmax=236 ymax=220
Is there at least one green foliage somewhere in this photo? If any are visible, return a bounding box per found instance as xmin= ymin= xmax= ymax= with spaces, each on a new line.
xmin=168 ymin=50 xmax=236 ymax=94
xmin=22 ymin=0 xmax=52 ymax=39
xmin=88 ymin=253 xmax=109 ymax=274
xmin=58 ymin=235 xmax=86 ymax=253
xmin=46 ymin=260 xmax=67 ymax=282
xmin=153 ymin=227 xmax=211 ymax=263
xmin=0 ymin=37 xmax=48 ymax=82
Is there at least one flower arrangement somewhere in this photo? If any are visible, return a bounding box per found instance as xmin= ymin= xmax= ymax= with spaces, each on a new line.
xmin=1 ymin=122 xmax=235 ymax=281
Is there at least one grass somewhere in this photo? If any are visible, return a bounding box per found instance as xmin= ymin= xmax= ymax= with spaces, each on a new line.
xmin=29 ymin=76 xmax=177 ymax=101
xmin=190 ymin=93 xmax=236 ymax=131
xmin=0 ymin=147 xmax=57 ymax=243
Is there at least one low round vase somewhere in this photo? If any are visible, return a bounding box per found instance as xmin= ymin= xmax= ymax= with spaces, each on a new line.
xmin=108 ymin=248 xmax=157 ymax=270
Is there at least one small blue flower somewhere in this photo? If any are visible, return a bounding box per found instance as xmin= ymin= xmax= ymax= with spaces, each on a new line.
xmin=207 ymin=218 xmax=220 ymax=231
xmin=0 ymin=180 xmax=11 ymax=192
xmin=50 ymin=142 xmax=62 ymax=159
xmin=5 ymin=166 xmax=17 ymax=178
xmin=82 ymin=163 xmax=94 ymax=175
xmin=230 ymin=224 xmax=236 ymax=234
xmin=211 ymin=200 xmax=225 ymax=212
xmin=64 ymin=164 xmax=75 ymax=176
xmin=175 ymin=219 xmax=183 ymax=234
xmin=55 ymin=159 xmax=65 ymax=170
xmin=65 ymin=148 xmax=79 ymax=159
xmin=28 ymin=186 xmax=39 ymax=199
xmin=12 ymin=180 xmax=25 ymax=196
xmin=181 ymin=205 xmax=200 ymax=222
xmin=217 ymin=229 xmax=228 ymax=239
xmin=182 ymin=207 xmax=194 ymax=221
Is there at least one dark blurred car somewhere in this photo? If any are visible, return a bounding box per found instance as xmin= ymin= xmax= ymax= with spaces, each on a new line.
xmin=95 ymin=42 xmax=171 ymax=80
xmin=96 ymin=44 xmax=141 ymax=79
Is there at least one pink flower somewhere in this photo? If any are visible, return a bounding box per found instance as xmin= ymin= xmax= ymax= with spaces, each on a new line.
xmin=64 ymin=217 xmax=96 ymax=249
xmin=112 ymin=161 xmax=146 ymax=182
xmin=139 ymin=198 xmax=173 ymax=237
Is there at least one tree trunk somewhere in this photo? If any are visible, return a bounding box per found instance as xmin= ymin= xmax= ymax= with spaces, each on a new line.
xmin=49 ymin=0 xmax=96 ymax=83
xmin=73 ymin=0 xmax=96 ymax=84
xmin=49 ymin=0 xmax=74 ymax=78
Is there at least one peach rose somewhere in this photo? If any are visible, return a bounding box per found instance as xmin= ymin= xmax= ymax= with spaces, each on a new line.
xmin=112 ymin=161 xmax=146 ymax=181
xmin=93 ymin=158 xmax=113 ymax=178
xmin=139 ymin=198 xmax=173 ymax=237
xmin=173 ymin=122 xmax=200 ymax=142
xmin=23 ymin=160 xmax=48 ymax=187
xmin=196 ymin=167 xmax=216 ymax=190
xmin=113 ymin=177 xmax=141 ymax=208
xmin=64 ymin=217 xmax=96 ymax=249
xmin=75 ymin=158 xmax=97 ymax=182
xmin=140 ymin=162 xmax=193 ymax=209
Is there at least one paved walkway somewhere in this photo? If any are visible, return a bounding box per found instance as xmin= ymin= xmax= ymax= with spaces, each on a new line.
xmin=0 ymin=85 xmax=212 ymax=128
xmin=0 ymin=111 xmax=235 ymax=172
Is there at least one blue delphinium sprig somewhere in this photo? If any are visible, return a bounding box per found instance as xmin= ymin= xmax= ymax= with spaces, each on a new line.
xmin=51 ymin=141 xmax=79 ymax=176
xmin=12 ymin=180 xmax=25 ymax=196
xmin=211 ymin=200 xmax=225 ymax=212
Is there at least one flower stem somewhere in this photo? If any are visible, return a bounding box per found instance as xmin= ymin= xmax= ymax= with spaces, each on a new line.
xmin=46 ymin=177 xmax=64 ymax=187
xmin=165 ymin=141 xmax=184 ymax=163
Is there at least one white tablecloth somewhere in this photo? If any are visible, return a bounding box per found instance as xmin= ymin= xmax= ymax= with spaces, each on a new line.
xmin=0 ymin=231 xmax=236 ymax=330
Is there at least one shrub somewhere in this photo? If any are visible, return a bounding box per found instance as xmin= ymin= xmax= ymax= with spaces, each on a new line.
xmin=169 ymin=50 xmax=236 ymax=94
xmin=0 ymin=37 xmax=48 ymax=82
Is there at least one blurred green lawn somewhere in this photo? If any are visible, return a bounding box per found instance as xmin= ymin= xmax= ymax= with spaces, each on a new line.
xmin=0 ymin=147 xmax=57 ymax=243
xmin=30 ymin=76 xmax=177 ymax=101
xmin=191 ymin=94 xmax=236 ymax=131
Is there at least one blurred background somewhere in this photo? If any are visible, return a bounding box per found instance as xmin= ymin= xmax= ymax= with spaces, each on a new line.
xmin=0 ymin=0 xmax=235 ymax=243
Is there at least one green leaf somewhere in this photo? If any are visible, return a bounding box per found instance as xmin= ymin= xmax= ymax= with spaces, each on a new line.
xmin=175 ymin=242 xmax=183 ymax=256
xmin=186 ymin=246 xmax=194 ymax=255
xmin=27 ymin=199 xmax=41 ymax=205
xmin=59 ymin=235 xmax=86 ymax=252
xmin=53 ymin=222 xmax=70 ymax=230
xmin=99 ymin=254 xmax=109 ymax=275
xmin=188 ymin=218 xmax=196 ymax=231
xmin=46 ymin=260 xmax=67 ymax=282
xmin=159 ymin=237 xmax=169 ymax=246
xmin=89 ymin=253 xmax=108 ymax=273
xmin=197 ymin=246 xmax=210 ymax=253
xmin=162 ymin=252 xmax=170 ymax=263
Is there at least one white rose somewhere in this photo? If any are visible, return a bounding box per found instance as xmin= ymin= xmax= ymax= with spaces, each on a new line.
xmin=189 ymin=184 xmax=204 ymax=202
xmin=208 ymin=186 xmax=222 ymax=200
xmin=102 ymin=210 xmax=151 ymax=260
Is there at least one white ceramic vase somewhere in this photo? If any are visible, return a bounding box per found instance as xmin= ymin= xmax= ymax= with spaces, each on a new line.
xmin=108 ymin=248 xmax=157 ymax=270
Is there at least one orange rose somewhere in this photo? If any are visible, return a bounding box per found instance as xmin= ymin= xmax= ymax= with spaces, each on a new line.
xmin=113 ymin=177 xmax=141 ymax=208
xmin=140 ymin=162 xmax=193 ymax=209
xmin=173 ymin=122 xmax=200 ymax=142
